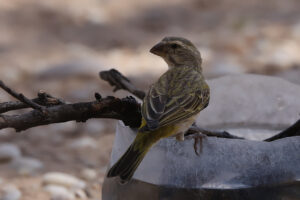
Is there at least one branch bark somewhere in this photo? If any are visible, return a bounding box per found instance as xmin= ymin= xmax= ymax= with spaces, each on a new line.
xmin=0 ymin=96 xmax=141 ymax=132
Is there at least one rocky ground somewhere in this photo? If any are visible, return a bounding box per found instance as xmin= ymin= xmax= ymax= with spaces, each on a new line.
xmin=0 ymin=0 xmax=299 ymax=199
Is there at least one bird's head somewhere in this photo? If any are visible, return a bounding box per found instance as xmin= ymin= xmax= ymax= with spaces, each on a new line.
xmin=150 ymin=37 xmax=202 ymax=70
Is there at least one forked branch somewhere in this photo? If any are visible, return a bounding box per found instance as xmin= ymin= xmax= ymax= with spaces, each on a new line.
xmin=0 ymin=69 xmax=299 ymax=142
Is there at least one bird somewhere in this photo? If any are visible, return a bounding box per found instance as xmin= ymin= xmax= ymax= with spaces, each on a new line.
xmin=107 ymin=36 xmax=210 ymax=183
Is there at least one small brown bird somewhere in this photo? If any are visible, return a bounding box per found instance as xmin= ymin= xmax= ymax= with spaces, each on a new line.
xmin=107 ymin=36 xmax=210 ymax=183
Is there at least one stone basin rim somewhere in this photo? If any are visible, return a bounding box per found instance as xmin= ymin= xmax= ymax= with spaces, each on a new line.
xmin=116 ymin=178 xmax=300 ymax=190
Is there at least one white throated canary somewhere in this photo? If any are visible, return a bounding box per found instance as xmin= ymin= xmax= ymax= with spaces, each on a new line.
xmin=107 ymin=36 xmax=210 ymax=183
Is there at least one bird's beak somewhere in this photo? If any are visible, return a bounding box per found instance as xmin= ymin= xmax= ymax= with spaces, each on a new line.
xmin=150 ymin=42 xmax=165 ymax=56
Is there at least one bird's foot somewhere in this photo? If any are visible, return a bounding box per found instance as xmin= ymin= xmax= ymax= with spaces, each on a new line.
xmin=185 ymin=131 xmax=207 ymax=156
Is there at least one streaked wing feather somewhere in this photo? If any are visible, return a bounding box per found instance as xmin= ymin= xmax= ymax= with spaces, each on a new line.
xmin=141 ymin=85 xmax=167 ymax=130
xmin=158 ymin=91 xmax=206 ymax=127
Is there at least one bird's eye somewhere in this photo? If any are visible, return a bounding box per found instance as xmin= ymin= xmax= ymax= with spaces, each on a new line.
xmin=170 ymin=43 xmax=179 ymax=49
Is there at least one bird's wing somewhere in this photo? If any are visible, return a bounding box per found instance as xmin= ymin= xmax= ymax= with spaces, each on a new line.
xmin=141 ymin=85 xmax=168 ymax=130
xmin=141 ymin=76 xmax=209 ymax=131
xmin=158 ymin=89 xmax=209 ymax=128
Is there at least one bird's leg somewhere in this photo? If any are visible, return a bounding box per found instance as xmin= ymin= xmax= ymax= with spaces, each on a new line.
xmin=185 ymin=124 xmax=207 ymax=156
xmin=176 ymin=132 xmax=185 ymax=141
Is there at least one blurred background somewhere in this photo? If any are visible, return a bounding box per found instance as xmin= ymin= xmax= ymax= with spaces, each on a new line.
xmin=0 ymin=0 xmax=299 ymax=199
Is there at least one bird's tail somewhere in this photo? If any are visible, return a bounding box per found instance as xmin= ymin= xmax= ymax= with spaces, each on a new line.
xmin=107 ymin=134 xmax=154 ymax=183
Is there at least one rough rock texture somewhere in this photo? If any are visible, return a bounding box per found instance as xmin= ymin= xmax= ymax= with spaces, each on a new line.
xmin=111 ymin=123 xmax=300 ymax=188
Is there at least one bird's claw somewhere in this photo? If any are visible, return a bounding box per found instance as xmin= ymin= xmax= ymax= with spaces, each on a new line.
xmin=186 ymin=132 xmax=207 ymax=156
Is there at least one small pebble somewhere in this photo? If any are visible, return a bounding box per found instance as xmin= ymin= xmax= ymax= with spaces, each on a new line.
xmin=0 ymin=144 xmax=21 ymax=164
xmin=43 ymin=172 xmax=86 ymax=189
xmin=0 ymin=184 xmax=22 ymax=200
xmin=68 ymin=137 xmax=98 ymax=149
xmin=44 ymin=185 xmax=75 ymax=200
xmin=73 ymin=189 xmax=87 ymax=199
xmin=10 ymin=157 xmax=43 ymax=175
xmin=80 ymin=168 xmax=97 ymax=180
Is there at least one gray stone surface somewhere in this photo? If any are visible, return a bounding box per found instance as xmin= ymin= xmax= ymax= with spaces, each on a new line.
xmin=111 ymin=123 xmax=300 ymax=188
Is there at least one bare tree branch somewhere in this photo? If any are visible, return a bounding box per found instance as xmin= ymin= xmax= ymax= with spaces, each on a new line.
xmin=100 ymin=69 xmax=145 ymax=100
xmin=0 ymin=96 xmax=141 ymax=132
xmin=264 ymin=119 xmax=300 ymax=141
xmin=186 ymin=121 xmax=300 ymax=142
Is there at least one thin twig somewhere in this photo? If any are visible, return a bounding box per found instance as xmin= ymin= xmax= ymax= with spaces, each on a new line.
xmin=264 ymin=119 xmax=300 ymax=141
xmin=99 ymin=69 xmax=146 ymax=100
xmin=37 ymin=90 xmax=65 ymax=105
xmin=185 ymin=125 xmax=244 ymax=139
xmin=0 ymin=91 xmax=65 ymax=114
xmin=0 ymin=80 xmax=47 ymax=114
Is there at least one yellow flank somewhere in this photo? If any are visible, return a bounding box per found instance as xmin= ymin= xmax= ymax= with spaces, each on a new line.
xmin=134 ymin=117 xmax=179 ymax=151
xmin=139 ymin=118 xmax=147 ymax=128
